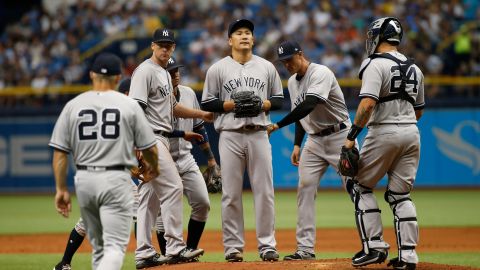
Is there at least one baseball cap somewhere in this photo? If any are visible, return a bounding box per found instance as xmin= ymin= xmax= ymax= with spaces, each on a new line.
xmin=153 ymin=28 xmax=175 ymax=43
xmin=91 ymin=52 xmax=122 ymax=75
xmin=117 ymin=78 xmax=131 ymax=94
xmin=166 ymin=57 xmax=184 ymax=71
xmin=276 ymin=40 xmax=302 ymax=61
xmin=228 ymin=19 xmax=254 ymax=37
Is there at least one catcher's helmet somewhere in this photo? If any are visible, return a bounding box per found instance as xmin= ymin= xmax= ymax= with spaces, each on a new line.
xmin=366 ymin=17 xmax=403 ymax=56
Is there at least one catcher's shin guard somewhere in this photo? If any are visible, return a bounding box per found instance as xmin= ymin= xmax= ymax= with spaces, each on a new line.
xmin=350 ymin=182 xmax=390 ymax=253
xmin=385 ymin=189 xmax=419 ymax=264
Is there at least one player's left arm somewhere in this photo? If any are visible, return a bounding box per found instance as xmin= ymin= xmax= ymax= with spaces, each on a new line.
xmin=53 ymin=149 xmax=71 ymax=218
xmin=193 ymin=124 xmax=217 ymax=167
xmin=344 ymin=97 xmax=377 ymax=148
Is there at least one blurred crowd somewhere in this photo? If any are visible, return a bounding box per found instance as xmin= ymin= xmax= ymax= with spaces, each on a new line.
xmin=0 ymin=0 xmax=479 ymax=111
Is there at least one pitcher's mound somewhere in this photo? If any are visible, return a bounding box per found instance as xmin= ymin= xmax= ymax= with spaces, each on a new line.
xmin=152 ymin=259 xmax=478 ymax=270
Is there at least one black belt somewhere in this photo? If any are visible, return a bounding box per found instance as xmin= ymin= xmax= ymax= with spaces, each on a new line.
xmin=315 ymin=122 xmax=347 ymax=137
xmin=76 ymin=165 xmax=126 ymax=171
xmin=154 ymin=130 xmax=170 ymax=137
xmin=241 ymin=125 xmax=266 ymax=131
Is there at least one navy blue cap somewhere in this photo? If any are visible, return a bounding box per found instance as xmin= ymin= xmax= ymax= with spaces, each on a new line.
xmin=153 ymin=28 xmax=175 ymax=43
xmin=166 ymin=57 xmax=184 ymax=71
xmin=117 ymin=78 xmax=131 ymax=94
xmin=91 ymin=52 xmax=122 ymax=75
xmin=228 ymin=19 xmax=254 ymax=37
xmin=277 ymin=40 xmax=302 ymax=61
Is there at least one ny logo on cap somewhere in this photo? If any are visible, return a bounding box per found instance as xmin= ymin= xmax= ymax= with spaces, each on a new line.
xmin=278 ymin=47 xmax=284 ymax=55
xmin=168 ymin=58 xmax=174 ymax=64
xmin=163 ymin=30 xmax=169 ymax=36
xmin=101 ymin=68 xmax=107 ymax=74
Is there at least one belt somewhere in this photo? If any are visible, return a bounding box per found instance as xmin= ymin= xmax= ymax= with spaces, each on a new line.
xmin=76 ymin=165 xmax=126 ymax=171
xmin=241 ymin=125 xmax=266 ymax=131
xmin=315 ymin=122 xmax=347 ymax=137
xmin=154 ymin=130 xmax=170 ymax=137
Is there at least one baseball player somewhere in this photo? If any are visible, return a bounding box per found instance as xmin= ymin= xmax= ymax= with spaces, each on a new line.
xmin=50 ymin=53 xmax=159 ymax=270
xmin=154 ymin=57 xmax=217 ymax=257
xmin=129 ymin=28 xmax=213 ymax=268
xmin=53 ymin=78 xmax=141 ymax=270
xmin=339 ymin=17 xmax=424 ymax=270
xmin=201 ymin=19 xmax=284 ymax=262
xmin=267 ymin=40 xmax=354 ymax=261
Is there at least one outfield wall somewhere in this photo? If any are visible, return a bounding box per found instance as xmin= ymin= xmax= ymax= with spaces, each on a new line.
xmin=0 ymin=109 xmax=478 ymax=192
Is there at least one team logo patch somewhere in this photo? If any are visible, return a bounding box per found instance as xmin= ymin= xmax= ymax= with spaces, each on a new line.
xmin=278 ymin=47 xmax=284 ymax=55
xmin=163 ymin=30 xmax=169 ymax=36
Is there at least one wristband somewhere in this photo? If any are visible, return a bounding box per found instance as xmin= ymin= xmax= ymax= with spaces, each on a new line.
xmin=347 ymin=124 xmax=363 ymax=141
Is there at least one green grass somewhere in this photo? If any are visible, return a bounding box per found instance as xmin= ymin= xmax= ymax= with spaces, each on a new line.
xmin=0 ymin=190 xmax=479 ymax=269
xmin=1 ymin=190 xmax=479 ymax=234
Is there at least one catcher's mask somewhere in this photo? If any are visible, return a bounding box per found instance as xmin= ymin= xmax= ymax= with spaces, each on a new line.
xmin=366 ymin=17 xmax=403 ymax=56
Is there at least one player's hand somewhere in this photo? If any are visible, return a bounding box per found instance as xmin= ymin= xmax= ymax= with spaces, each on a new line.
xmin=291 ymin=145 xmax=301 ymax=167
xmin=344 ymin=139 xmax=355 ymax=149
xmin=262 ymin=100 xmax=272 ymax=112
xmin=201 ymin=111 xmax=214 ymax=122
xmin=267 ymin=123 xmax=279 ymax=137
xmin=184 ymin=131 xmax=203 ymax=142
xmin=55 ymin=189 xmax=71 ymax=218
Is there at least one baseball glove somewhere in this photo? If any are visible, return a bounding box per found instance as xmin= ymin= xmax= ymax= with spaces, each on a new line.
xmin=202 ymin=164 xmax=222 ymax=193
xmin=338 ymin=146 xmax=360 ymax=177
xmin=231 ymin=90 xmax=262 ymax=118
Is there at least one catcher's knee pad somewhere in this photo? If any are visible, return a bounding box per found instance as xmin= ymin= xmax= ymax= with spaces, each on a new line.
xmin=351 ymin=182 xmax=389 ymax=253
xmin=75 ymin=219 xmax=87 ymax=237
xmin=385 ymin=189 xmax=419 ymax=263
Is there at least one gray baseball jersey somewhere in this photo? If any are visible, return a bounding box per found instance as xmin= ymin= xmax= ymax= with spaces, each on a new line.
xmin=49 ymin=90 xmax=156 ymax=165
xmin=352 ymin=51 xmax=424 ymax=265
xmin=129 ymin=58 xmax=177 ymax=133
xmin=202 ymin=55 xmax=283 ymax=131
xmin=287 ymin=63 xmax=350 ymax=133
xmin=202 ymin=54 xmax=282 ymax=257
xmin=359 ymin=51 xmax=425 ymax=126
xmin=49 ymin=89 xmax=156 ymax=270
xmin=285 ymin=63 xmax=353 ymax=255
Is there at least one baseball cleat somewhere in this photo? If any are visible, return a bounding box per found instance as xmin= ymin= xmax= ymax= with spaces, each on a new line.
xmin=225 ymin=252 xmax=243 ymax=262
xmin=135 ymin=253 xmax=166 ymax=269
xmin=53 ymin=262 xmax=71 ymax=270
xmin=387 ymin=257 xmax=416 ymax=270
xmin=283 ymin=250 xmax=316 ymax=261
xmin=351 ymin=249 xmax=388 ymax=267
xmin=261 ymin=250 xmax=279 ymax=261
xmin=166 ymin=247 xmax=204 ymax=264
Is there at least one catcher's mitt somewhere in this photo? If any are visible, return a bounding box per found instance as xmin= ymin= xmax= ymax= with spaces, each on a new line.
xmin=338 ymin=146 xmax=360 ymax=177
xmin=231 ymin=90 xmax=262 ymax=118
xmin=202 ymin=164 xmax=222 ymax=193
